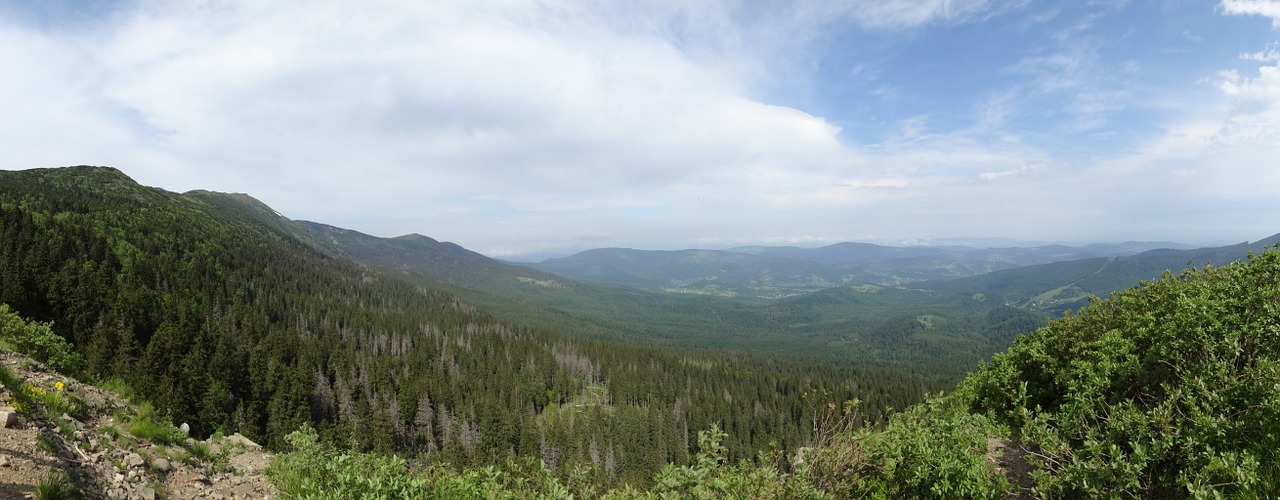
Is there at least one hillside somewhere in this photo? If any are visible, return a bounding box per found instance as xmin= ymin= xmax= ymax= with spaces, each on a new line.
xmin=0 ymin=166 xmax=935 ymax=485
xmin=910 ymin=235 xmax=1280 ymax=314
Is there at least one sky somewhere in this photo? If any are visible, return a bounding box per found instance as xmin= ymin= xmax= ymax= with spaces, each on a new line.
xmin=2 ymin=0 xmax=1280 ymax=259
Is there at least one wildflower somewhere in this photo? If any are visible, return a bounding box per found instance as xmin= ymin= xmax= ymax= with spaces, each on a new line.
xmin=55 ymin=381 xmax=64 ymax=392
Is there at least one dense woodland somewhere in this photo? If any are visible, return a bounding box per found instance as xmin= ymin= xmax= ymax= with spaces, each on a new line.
xmin=0 ymin=166 xmax=940 ymax=485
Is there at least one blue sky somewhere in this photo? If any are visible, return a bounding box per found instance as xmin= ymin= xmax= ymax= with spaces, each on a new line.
xmin=2 ymin=1 xmax=1279 ymax=258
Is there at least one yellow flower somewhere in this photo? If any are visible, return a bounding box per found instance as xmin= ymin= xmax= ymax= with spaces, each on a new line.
xmin=54 ymin=381 xmax=64 ymax=392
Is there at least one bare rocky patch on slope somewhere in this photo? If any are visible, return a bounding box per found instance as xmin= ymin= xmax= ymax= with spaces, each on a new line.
xmin=0 ymin=349 xmax=276 ymax=499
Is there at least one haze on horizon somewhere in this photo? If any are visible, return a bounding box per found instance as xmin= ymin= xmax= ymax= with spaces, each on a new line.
xmin=3 ymin=0 xmax=1279 ymax=259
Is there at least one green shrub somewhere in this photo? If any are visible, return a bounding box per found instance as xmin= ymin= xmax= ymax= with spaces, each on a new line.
xmin=960 ymin=251 xmax=1280 ymax=497
xmin=129 ymin=401 xmax=187 ymax=445
xmin=804 ymin=396 xmax=1011 ymax=499
xmin=267 ymin=423 xmax=435 ymax=499
xmin=0 ymin=304 xmax=85 ymax=378
xmin=267 ymin=423 xmax=821 ymax=499
xmin=648 ymin=423 xmax=822 ymax=499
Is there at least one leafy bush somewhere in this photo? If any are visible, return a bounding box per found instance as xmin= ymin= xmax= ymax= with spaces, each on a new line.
xmin=650 ymin=423 xmax=821 ymax=499
xmin=268 ymin=423 xmax=435 ymax=499
xmin=803 ymin=397 xmax=1011 ymax=499
xmin=960 ymin=251 xmax=1280 ymax=497
xmin=0 ymin=304 xmax=85 ymax=377
xmin=268 ymin=423 xmax=821 ymax=499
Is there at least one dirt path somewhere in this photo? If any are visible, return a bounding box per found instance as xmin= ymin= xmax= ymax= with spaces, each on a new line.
xmin=987 ymin=435 xmax=1037 ymax=498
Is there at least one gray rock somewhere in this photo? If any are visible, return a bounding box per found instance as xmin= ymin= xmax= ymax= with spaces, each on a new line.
xmin=59 ymin=412 xmax=84 ymax=429
xmin=140 ymin=486 xmax=157 ymax=500
xmin=126 ymin=452 xmax=145 ymax=468
xmin=232 ymin=483 xmax=257 ymax=497
xmin=152 ymin=458 xmax=173 ymax=472
xmin=0 ymin=410 xmax=18 ymax=428
xmin=180 ymin=422 xmax=190 ymax=435
xmin=227 ymin=432 xmax=262 ymax=450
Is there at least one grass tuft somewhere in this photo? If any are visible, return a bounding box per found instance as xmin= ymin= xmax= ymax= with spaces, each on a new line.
xmin=36 ymin=470 xmax=82 ymax=500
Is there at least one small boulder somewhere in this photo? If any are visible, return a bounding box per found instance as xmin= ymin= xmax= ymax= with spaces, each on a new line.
xmin=0 ymin=410 xmax=19 ymax=428
xmin=179 ymin=422 xmax=190 ymax=435
xmin=125 ymin=452 xmax=146 ymax=468
xmin=227 ymin=432 xmax=262 ymax=450
xmin=232 ymin=483 xmax=257 ymax=497
xmin=152 ymin=458 xmax=173 ymax=473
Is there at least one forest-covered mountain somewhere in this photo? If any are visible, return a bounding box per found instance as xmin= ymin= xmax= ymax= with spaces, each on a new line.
xmin=255 ymin=215 xmax=1042 ymax=379
xmin=0 ymin=166 xmax=938 ymax=486
xmin=909 ymin=234 xmax=1280 ymax=314
xmin=527 ymin=240 xmax=1189 ymax=297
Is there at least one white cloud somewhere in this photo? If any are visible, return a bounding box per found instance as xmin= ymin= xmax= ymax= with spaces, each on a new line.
xmin=78 ymin=1 xmax=865 ymax=211
xmin=3 ymin=0 xmax=1278 ymax=254
xmin=1000 ymin=28 xmax=1135 ymax=133
xmin=1240 ymin=42 xmax=1280 ymax=61
xmin=1217 ymin=60 xmax=1280 ymax=143
xmin=1221 ymin=0 xmax=1280 ymax=27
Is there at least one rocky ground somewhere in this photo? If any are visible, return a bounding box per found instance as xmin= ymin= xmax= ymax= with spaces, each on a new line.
xmin=0 ymin=349 xmax=277 ymax=499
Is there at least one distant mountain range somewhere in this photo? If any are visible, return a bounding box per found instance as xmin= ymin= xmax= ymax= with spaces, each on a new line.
xmin=907 ymin=235 xmax=1280 ymax=314
xmin=522 ymin=240 xmax=1204 ymax=299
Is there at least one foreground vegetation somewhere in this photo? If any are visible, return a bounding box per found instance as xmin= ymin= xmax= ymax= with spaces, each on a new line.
xmin=266 ymin=250 xmax=1280 ymax=497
